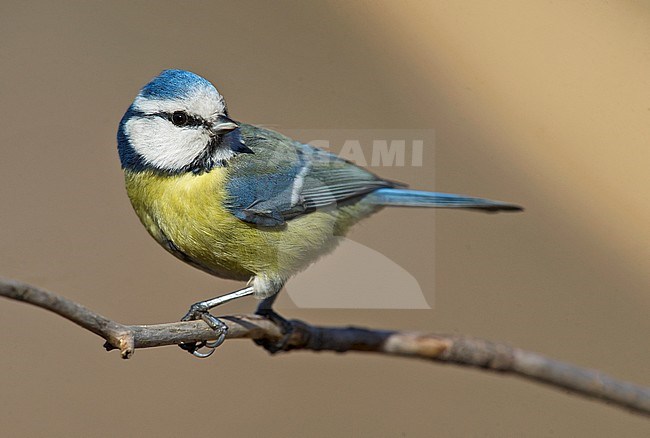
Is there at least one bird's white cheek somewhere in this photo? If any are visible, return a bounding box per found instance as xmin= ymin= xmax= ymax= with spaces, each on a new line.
xmin=125 ymin=117 xmax=209 ymax=171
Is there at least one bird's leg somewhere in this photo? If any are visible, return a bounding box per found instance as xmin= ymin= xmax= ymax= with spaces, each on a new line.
xmin=254 ymin=294 xmax=294 ymax=353
xmin=180 ymin=285 xmax=255 ymax=358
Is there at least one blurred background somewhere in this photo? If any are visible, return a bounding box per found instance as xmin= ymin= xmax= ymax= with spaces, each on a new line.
xmin=1 ymin=1 xmax=649 ymax=436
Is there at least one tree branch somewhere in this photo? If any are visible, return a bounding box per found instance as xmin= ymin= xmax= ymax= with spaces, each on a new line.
xmin=1 ymin=277 xmax=649 ymax=417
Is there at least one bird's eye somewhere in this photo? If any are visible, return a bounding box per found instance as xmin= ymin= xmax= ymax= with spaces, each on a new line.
xmin=171 ymin=111 xmax=189 ymax=127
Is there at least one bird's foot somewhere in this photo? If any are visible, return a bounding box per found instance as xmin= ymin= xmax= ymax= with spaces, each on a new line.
xmin=179 ymin=303 xmax=228 ymax=358
xmin=254 ymin=307 xmax=294 ymax=354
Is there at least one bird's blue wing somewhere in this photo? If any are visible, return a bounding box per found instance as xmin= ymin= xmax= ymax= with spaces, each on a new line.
xmin=223 ymin=125 xmax=396 ymax=227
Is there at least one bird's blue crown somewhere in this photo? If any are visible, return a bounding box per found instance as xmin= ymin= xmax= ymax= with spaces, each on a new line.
xmin=139 ymin=69 xmax=216 ymax=100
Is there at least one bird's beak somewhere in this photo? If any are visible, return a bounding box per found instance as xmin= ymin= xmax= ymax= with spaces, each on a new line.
xmin=210 ymin=115 xmax=239 ymax=135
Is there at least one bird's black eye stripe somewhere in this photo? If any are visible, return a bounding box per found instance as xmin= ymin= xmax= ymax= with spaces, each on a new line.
xmin=162 ymin=111 xmax=204 ymax=128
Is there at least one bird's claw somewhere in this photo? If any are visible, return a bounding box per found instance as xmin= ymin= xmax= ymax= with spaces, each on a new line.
xmin=254 ymin=307 xmax=294 ymax=353
xmin=179 ymin=306 xmax=228 ymax=358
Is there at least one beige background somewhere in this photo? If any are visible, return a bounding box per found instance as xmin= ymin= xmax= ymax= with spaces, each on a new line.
xmin=1 ymin=1 xmax=649 ymax=436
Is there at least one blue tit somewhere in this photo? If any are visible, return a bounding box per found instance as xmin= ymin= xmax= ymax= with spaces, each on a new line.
xmin=117 ymin=69 xmax=522 ymax=356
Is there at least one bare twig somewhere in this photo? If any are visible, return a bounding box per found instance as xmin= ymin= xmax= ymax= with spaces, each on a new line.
xmin=1 ymin=277 xmax=649 ymax=417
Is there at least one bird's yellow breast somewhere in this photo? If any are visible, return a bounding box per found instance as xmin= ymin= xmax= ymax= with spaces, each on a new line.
xmin=124 ymin=169 xmax=378 ymax=283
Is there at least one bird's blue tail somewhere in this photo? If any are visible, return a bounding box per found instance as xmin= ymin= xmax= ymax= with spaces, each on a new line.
xmin=362 ymin=188 xmax=522 ymax=212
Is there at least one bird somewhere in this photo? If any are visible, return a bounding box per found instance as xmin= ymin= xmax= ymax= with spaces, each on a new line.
xmin=117 ymin=69 xmax=522 ymax=357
